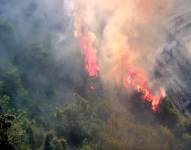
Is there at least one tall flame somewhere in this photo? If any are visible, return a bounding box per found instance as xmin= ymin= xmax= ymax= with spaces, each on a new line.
xmin=77 ymin=32 xmax=165 ymax=111
xmin=72 ymin=0 xmax=171 ymax=111
xmin=78 ymin=32 xmax=99 ymax=77
xmin=123 ymin=65 xmax=166 ymax=112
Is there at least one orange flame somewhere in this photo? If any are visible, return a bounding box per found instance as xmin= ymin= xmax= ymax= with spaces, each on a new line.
xmin=79 ymin=32 xmax=99 ymax=77
xmin=77 ymin=34 xmax=165 ymax=112
xmin=73 ymin=0 xmax=170 ymax=112
xmin=123 ymin=65 xmax=165 ymax=112
xmin=77 ymin=32 xmax=165 ymax=111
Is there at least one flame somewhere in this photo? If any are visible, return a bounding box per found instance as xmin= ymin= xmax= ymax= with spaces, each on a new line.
xmin=123 ymin=65 xmax=165 ymax=112
xmin=72 ymin=0 xmax=170 ymax=112
xmin=78 ymin=35 xmax=165 ymax=111
xmin=75 ymin=30 xmax=165 ymax=112
xmin=78 ymin=32 xmax=99 ymax=77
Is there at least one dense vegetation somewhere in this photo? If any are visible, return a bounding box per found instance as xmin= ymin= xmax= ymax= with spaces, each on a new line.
xmin=0 ymin=12 xmax=191 ymax=150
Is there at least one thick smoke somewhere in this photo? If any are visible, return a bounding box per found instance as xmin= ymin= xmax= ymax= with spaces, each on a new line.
xmin=1 ymin=0 xmax=180 ymax=108
xmin=0 ymin=0 xmax=87 ymax=108
xmin=70 ymin=0 xmax=172 ymax=92
xmin=0 ymin=0 xmax=173 ymax=94
xmin=2 ymin=0 xmax=191 ymax=148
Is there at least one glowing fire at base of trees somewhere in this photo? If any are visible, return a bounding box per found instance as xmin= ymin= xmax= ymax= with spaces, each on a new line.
xmin=123 ymin=65 xmax=166 ymax=112
xmin=78 ymin=33 xmax=165 ymax=112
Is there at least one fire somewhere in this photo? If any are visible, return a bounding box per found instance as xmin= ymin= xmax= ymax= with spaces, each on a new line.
xmin=78 ymin=32 xmax=99 ymax=77
xmin=76 ymin=31 xmax=165 ymax=112
xmin=78 ymin=35 xmax=165 ymax=111
xmin=76 ymin=30 xmax=165 ymax=111
xmin=123 ymin=65 xmax=165 ymax=112
xmin=72 ymin=0 xmax=170 ymax=112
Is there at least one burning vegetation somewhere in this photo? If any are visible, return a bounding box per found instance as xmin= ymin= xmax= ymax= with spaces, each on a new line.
xmin=0 ymin=0 xmax=191 ymax=150
xmin=74 ymin=0 xmax=170 ymax=112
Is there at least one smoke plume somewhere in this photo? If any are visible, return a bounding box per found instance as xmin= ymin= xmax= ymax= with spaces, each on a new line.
xmin=66 ymin=0 xmax=173 ymax=111
xmin=71 ymin=0 xmax=172 ymax=87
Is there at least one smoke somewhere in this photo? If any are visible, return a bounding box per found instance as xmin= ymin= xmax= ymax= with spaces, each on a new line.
xmin=0 ymin=0 xmax=180 ymax=112
xmin=63 ymin=0 xmax=175 ymax=112
xmin=0 ymin=0 xmax=173 ymax=96
xmin=70 ymin=0 xmax=172 ymax=90
xmin=1 ymin=0 xmax=189 ymax=148
xmin=0 ymin=0 xmax=89 ymax=113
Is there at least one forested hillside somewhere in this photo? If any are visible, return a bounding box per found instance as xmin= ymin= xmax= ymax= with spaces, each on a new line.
xmin=1 ymin=1 xmax=191 ymax=150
